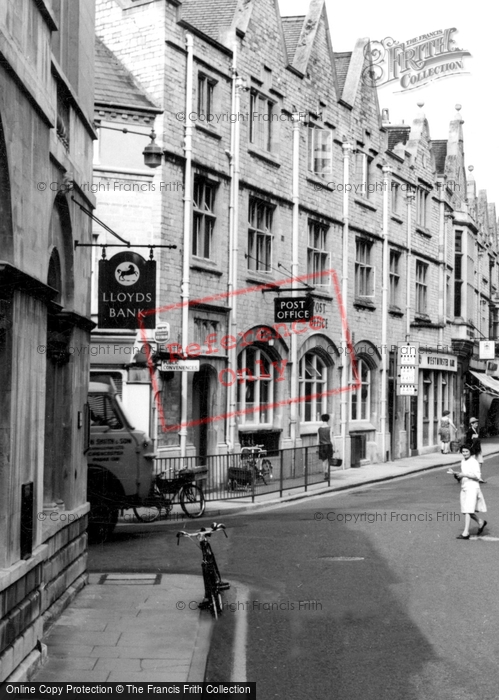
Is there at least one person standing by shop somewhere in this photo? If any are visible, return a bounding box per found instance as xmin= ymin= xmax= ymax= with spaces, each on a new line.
xmin=466 ymin=417 xmax=483 ymax=465
xmin=447 ymin=444 xmax=487 ymax=539
xmin=318 ymin=414 xmax=334 ymax=480
xmin=438 ymin=410 xmax=456 ymax=454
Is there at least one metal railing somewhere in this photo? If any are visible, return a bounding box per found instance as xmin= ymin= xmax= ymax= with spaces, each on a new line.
xmin=154 ymin=446 xmax=329 ymax=502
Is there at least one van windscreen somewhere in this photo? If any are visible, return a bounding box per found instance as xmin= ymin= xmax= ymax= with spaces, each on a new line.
xmin=88 ymin=394 xmax=124 ymax=429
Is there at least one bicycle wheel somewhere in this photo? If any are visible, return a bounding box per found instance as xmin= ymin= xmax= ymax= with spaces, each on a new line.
xmin=133 ymin=489 xmax=172 ymax=522
xmin=180 ymin=483 xmax=205 ymax=518
xmin=262 ymin=459 xmax=273 ymax=480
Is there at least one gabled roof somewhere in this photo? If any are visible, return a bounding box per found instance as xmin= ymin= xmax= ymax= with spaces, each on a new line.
xmin=94 ymin=37 xmax=161 ymax=113
xmin=281 ymin=16 xmax=305 ymax=63
xmin=431 ymin=140 xmax=448 ymax=174
xmin=387 ymin=126 xmax=411 ymax=152
xmin=334 ymin=52 xmax=352 ymax=96
xmin=180 ymin=0 xmax=239 ymax=43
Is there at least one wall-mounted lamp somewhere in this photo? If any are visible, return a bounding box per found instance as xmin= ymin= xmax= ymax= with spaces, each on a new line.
xmin=96 ymin=122 xmax=164 ymax=169
xmin=142 ymin=131 xmax=163 ymax=169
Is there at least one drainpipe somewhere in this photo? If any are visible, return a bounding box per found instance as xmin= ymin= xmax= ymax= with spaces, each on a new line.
xmin=226 ymin=44 xmax=237 ymax=451
xmin=438 ymin=186 xmax=445 ymax=345
xmin=341 ymin=141 xmax=353 ymax=467
xmin=405 ymin=191 xmax=414 ymax=456
xmin=228 ymin=72 xmax=244 ymax=451
xmin=381 ymin=164 xmax=391 ymax=462
xmin=405 ymin=192 xmax=414 ymax=341
xmin=290 ymin=112 xmax=302 ymax=443
xmin=180 ymin=33 xmax=194 ymax=459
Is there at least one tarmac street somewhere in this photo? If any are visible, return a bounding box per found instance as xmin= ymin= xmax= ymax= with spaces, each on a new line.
xmin=32 ymin=439 xmax=499 ymax=696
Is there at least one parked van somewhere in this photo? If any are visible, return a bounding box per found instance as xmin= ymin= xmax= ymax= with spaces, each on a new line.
xmin=86 ymin=380 xmax=156 ymax=541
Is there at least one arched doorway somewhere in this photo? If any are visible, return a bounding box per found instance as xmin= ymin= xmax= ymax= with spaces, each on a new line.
xmin=43 ymin=198 xmax=73 ymax=508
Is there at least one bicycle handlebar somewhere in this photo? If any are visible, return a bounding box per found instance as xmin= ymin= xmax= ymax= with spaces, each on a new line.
xmin=177 ymin=522 xmax=227 ymax=544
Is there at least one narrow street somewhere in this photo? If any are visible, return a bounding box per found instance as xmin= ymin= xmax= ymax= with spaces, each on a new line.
xmin=89 ymin=458 xmax=499 ymax=698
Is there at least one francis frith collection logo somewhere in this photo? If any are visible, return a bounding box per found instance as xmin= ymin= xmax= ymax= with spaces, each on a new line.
xmin=363 ymin=28 xmax=471 ymax=91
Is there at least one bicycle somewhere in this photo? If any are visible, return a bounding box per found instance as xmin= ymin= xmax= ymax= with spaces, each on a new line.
xmin=227 ymin=445 xmax=273 ymax=489
xmin=177 ymin=523 xmax=230 ymax=619
xmin=133 ymin=468 xmax=206 ymax=522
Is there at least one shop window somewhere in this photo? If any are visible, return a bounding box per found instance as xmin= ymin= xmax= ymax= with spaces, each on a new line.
xmin=351 ymin=359 xmax=371 ymax=421
xmin=299 ymin=352 xmax=327 ymax=422
xmin=237 ymin=346 xmax=274 ymax=424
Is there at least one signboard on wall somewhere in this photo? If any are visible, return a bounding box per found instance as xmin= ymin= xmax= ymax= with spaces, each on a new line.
xmin=98 ymin=251 xmax=156 ymax=329
xmin=396 ymin=344 xmax=419 ymax=396
xmin=479 ymin=340 xmax=495 ymax=360
xmin=274 ymin=296 xmax=314 ymax=323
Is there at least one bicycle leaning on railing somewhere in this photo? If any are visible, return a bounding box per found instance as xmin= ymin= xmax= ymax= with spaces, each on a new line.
xmin=177 ymin=523 xmax=230 ymax=619
xmin=227 ymin=445 xmax=273 ymax=490
xmin=133 ymin=467 xmax=206 ymax=522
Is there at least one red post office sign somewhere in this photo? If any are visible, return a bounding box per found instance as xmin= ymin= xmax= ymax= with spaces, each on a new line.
xmin=98 ymin=251 xmax=156 ymax=329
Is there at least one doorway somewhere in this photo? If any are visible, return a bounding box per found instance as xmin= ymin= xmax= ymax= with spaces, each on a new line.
xmin=192 ymin=366 xmax=213 ymax=464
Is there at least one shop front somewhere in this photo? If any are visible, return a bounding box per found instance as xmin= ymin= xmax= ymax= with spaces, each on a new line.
xmin=413 ymin=350 xmax=458 ymax=454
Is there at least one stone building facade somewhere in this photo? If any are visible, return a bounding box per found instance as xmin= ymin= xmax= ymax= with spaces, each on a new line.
xmin=0 ymin=0 xmax=95 ymax=681
xmin=93 ymin=0 xmax=499 ymax=467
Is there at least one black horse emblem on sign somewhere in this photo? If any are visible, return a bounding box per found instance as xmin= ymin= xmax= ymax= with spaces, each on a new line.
xmin=117 ymin=264 xmax=139 ymax=282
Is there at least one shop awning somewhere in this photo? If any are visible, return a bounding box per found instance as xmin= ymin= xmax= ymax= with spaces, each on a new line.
xmin=468 ymin=370 xmax=499 ymax=397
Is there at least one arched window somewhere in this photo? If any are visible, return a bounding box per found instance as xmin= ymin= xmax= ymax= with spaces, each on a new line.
xmin=237 ymin=346 xmax=274 ymax=424
xmin=299 ymin=352 xmax=327 ymax=422
xmin=351 ymin=359 xmax=371 ymax=421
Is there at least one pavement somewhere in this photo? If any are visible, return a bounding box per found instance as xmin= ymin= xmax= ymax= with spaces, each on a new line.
xmin=30 ymin=437 xmax=499 ymax=683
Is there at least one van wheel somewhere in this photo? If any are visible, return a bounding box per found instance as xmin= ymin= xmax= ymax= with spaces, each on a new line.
xmin=88 ymin=497 xmax=118 ymax=543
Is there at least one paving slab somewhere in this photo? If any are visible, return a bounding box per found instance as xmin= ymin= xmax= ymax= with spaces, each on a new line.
xmin=34 ymin=574 xmax=211 ymax=682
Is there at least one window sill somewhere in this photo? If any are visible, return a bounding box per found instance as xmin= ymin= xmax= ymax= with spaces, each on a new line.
xmin=300 ymin=421 xmax=325 ymax=435
xmin=195 ymin=123 xmax=222 ymax=140
xmin=411 ymin=315 xmax=443 ymax=329
xmin=191 ymin=258 xmax=224 ymax=276
xmin=354 ymin=297 xmax=376 ymax=310
xmin=391 ymin=214 xmax=404 ymax=224
xmin=238 ymin=424 xmax=279 ymax=432
xmin=349 ymin=421 xmax=376 ymax=432
xmin=416 ymin=225 xmax=432 ymax=238
xmin=388 ymin=305 xmax=404 ymax=317
xmin=246 ymin=273 xmax=275 ymax=287
xmin=306 ymin=175 xmax=334 ymax=193
xmin=413 ymin=313 xmax=432 ymax=324
xmin=354 ymin=197 xmax=377 ymax=212
xmin=248 ymin=148 xmax=281 ymax=168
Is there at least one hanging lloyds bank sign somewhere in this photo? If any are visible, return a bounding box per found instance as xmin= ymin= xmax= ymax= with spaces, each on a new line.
xmin=98 ymin=251 xmax=156 ymax=329
xmin=363 ymin=28 xmax=471 ymax=91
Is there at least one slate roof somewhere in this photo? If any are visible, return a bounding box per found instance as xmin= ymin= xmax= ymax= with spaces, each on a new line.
xmin=387 ymin=127 xmax=411 ymax=152
xmin=281 ymin=16 xmax=304 ymax=64
xmin=94 ymin=36 xmax=160 ymax=112
xmin=180 ymin=0 xmax=239 ymax=42
xmin=334 ymin=52 xmax=352 ymax=95
xmin=431 ymin=140 xmax=448 ymax=174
